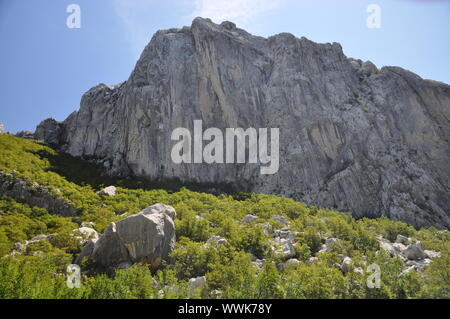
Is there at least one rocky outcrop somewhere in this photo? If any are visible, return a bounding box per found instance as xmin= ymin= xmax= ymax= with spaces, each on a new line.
xmin=0 ymin=123 xmax=5 ymax=134
xmin=0 ymin=171 xmax=77 ymax=217
xmin=76 ymin=203 xmax=176 ymax=271
xmin=34 ymin=118 xmax=61 ymax=145
xmin=15 ymin=130 xmax=35 ymax=139
xmin=35 ymin=17 xmax=450 ymax=229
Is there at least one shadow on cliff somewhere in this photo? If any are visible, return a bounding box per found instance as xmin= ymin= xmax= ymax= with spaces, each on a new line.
xmin=31 ymin=148 xmax=242 ymax=196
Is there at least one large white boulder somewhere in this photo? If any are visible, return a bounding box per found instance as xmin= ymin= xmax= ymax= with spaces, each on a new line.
xmin=76 ymin=203 xmax=176 ymax=270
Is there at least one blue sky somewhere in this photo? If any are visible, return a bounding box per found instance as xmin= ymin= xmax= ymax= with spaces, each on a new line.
xmin=0 ymin=0 xmax=449 ymax=133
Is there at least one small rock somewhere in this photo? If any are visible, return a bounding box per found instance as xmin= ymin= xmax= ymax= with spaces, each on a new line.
xmin=354 ymin=267 xmax=364 ymax=275
xmin=272 ymin=215 xmax=289 ymax=225
xmin=209 ymin=289 xmax=222 ymax=298
xmin=272 ymin=237 xmax=295 ymax=259
xmin=206 ymin=236 xmax=227 ymax=246
xmin=81 ymin=222 xmax=95 ymax=228
xmin=400 ymin=266 xmax=416 ymax=276
xmin=97 ymin=186 xmax=117 ymax=196
xmin=73 ymin=227 xmax=99 ymax=245
xmin=189 ymin=276 xmax=207 ymax=294
xmin=395 ymin=234 xmax=411 ymax=245
xmin=325 ymin=238 xmax=339 ymax=245
xmin=405 ymin=259 xmax=432 ymax=271
xmin=307 ymin=257 xmax=318 ymax=265
xmin=341 ymin=257 xmax=352 ymax=274
xmin=243 ymin=214 xmax=259 ymax=223
xmin=425 ymin=250 xmax=441 ymax=259
xmin=283 ymin=258 xmax=300 ymax=271
xmin=117 ymin=261 xmax=133 ymax=270
xmin=252 ymin=259 xmax=265 ymax=269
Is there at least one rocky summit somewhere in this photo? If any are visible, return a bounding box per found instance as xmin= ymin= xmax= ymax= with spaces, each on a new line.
xmin=35 ymin=18 xmax=450 ymax=229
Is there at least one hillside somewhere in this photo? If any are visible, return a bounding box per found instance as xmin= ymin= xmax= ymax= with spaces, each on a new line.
xmin=0 ymin=133 xmax=449 ymax=299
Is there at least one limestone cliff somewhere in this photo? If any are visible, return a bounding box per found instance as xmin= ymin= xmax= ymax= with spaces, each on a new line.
xmin=36 ymin=18 xmax=450 ymax=229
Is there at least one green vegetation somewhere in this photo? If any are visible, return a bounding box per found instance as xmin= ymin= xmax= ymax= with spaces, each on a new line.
xmin=0 ymin=134 xmax=449 ymax=299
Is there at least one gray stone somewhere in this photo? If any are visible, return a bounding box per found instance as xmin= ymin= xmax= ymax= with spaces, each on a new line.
xmin=81 ymin=222 xmax=95 ymax=228
xmin=354 ymin=267 xmax=364 ymax=275
xmin=272 ymin=237 xmax=296 ymax=259
xmin=205 ymin=235 xmax=227 ymax=246
xmin=189 ymin=276 xmax=207 ymax=294
xmin=341 ymin=256 xmax=352 ymax=274
xmin=76 ymin=203 xmax=176 ymax=270
xmin=243 ymin=214 xmax=259 ymax=223
xmin=307 ymin=257 xmax=318 ymax=265
xmin=73 ymin=226 xmax=99 ymax=245
xmin=35 ymin=18 xmax=450 ymax=230
xmin=402 ymin=242 xmax=427 ymax=260
xmin=0 ymin=123 xmax=4 ymax=134
xmin=272 ymin=215 xmax=289 ymax=225
xmin=282 ymin=258 xmax=300 ymax=271
xmin=395 ymin=234 xmax=411 ymax=245
xmin=425 ymin=250 xmax=441 ymax=259
xmin=97 ymin=186 xmax=117 ymax=196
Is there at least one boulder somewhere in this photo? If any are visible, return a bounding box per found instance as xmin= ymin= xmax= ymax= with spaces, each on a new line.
xmin=402 ymin=242 xmax=427 ymax=260
xmin=405 ymin=259 xmax=432 ymax=271
xmin=189 ymin=276 xmax=207 ymax=294
xmin=73 ymin=226 xmax=99 ymax=245
xmin=76 ymin=203 xmax=176 ymax=270
xmin=425 ymin=250 xmax=441 ymax=259
xmin=243 ymin=214 xmax=259 ymax=223
xmin=272 ymin=215 xmax=289 ymax=225
xmin=341 ymin=257 xmax=352 ymax=274
xmin=272 ymin=237 xmax=296 ymax=259
xmin=205 ymin=235 xmax=228 ymax=246
xmin=97 ymin=186 xmax=117 ymax=196
xmin=252 ymin=259 xmax=265 ymax=269
xmin=395 ymin=234 xmax=411 ymax=245
xmin=282 ymin=258 xmax=300 ymax=271
xmin=81 ymin=222 xmax=95 ymax=228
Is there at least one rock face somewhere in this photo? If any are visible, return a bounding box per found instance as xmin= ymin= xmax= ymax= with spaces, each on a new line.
xmin=0 ymin=170 xmax=77 ymax=217
xmin=34 ymin=118 xmax=61 ymax=145
xmin=0 ymin=123 xmax=5 ymax=134
xmin=76 ymin=203 xmax=176 ymax=270
xmin=36 ymin=18 xmax=450 ymax=229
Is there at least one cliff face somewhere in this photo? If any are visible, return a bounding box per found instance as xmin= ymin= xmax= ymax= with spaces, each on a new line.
xmin=38 ymin=18 xmax=450 ymax=229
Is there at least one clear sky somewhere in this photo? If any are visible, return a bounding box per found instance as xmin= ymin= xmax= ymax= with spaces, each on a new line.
xmin=1 ymin=0 xmax=449 ymax=133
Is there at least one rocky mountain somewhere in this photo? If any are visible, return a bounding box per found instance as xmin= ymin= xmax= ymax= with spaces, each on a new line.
xmin=35 ymin=17 xmax=450 ymax=229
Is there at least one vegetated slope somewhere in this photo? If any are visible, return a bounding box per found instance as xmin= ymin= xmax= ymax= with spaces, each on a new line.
xmin=0 ymin=134 xmax=449 ymax=299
